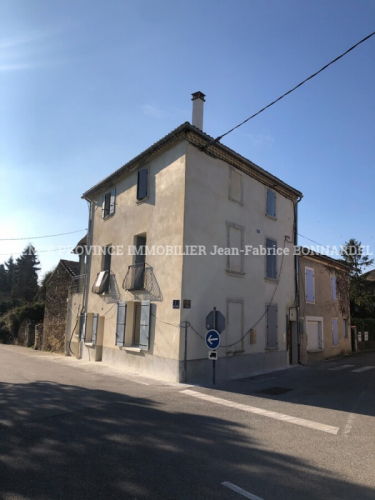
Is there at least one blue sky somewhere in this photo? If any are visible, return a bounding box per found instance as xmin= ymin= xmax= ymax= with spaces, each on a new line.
xmin=1 ymin=0 xmax=374 ymax=276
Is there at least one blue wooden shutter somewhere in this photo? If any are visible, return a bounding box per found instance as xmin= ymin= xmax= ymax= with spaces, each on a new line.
xmin=109 ymin=188 xmax=116 ymax=215
xmin=116 ymin=302 xmax=127 ymax=346
xmin=101 ymin=194 xmax=106 ymax=218
xmin=92 ymin=313 xmax=99 ymax=345
xmin=267 ymin=304 xmax=278 ymax=348
xmin=305 ymin=268 xmax=315 ymax=302
xmin=266 ymin=239 xmax=277 ymax=279
xmin=139 ymin=300 xmax=150 ymax=350
xmin=332 ymin=319 xmax=338 ymax=346
xmin=79 ymin=313 xmax=87 ymax=341
xmin=137 ymin=169 xmax=148 ymax=200
xmin=331 ymin=276 xmax=337 ymax=300
xmin=267 ymin=189 xmax=276 ymax=217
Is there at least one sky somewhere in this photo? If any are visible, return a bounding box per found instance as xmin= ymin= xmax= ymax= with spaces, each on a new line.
xmin=1 ymin=0 xmax=374 ymax=277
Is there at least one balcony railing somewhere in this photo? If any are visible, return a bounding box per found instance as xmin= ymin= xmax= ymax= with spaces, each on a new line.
xmin=70 ymin=274 xmax=85 ymax=294
xmin=123 ymin=263 xmax=155 ymax=292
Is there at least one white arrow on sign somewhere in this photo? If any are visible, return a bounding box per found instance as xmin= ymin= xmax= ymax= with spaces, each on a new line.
xmin=207 ymin=335 xmax=217 ymax=345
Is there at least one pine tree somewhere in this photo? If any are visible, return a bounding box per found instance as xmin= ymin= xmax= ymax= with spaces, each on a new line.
xmin=12 ymin=245 xmax=41 ymax=303
xmin=4 ymin=256 xmax=16 ymax=294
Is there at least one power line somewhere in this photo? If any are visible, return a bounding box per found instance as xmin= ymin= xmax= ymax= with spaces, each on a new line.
xmin=0 ymin=229 xmax=87 ymax=241
xmin=0 ymin=247 xmax=73 ymax=257
xmin=204 ymin=30 xmax=375 ymax=148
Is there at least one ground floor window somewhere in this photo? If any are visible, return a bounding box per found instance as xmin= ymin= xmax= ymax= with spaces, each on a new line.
xmin=306 ymin=317 xmax=323 ymax=351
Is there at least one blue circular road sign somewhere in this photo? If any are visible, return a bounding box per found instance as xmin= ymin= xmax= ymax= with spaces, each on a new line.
xmin=205 ymin=329 xmax=220 ymax=350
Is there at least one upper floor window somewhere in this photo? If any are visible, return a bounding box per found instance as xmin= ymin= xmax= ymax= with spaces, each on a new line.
xmin=305 ymin=267 xmax=315 ymax=303
xmin=228 ymin=167 xmax=243 ymax=205
xmin=266 ymin=189 xmax=276 ymax=218
xmin=331 ymin=275 xmax=337 ymax=300
xmin=102 ymin=188 xmax=116 ymax=219
xmin=226 ymin=222 xmax=245 ymax=276
xmin=266 ymin=238 xmax=277 ymax=280
xmin=137 ymin=169 xmax=148 ymax=201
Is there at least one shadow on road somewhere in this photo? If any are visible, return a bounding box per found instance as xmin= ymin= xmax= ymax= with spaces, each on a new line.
xmin=0 ymin=381 xmax=373 ymax=499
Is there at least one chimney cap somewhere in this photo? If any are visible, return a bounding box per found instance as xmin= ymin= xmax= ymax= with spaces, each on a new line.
xmin=191 ymin=91 xmax=206 ymax=101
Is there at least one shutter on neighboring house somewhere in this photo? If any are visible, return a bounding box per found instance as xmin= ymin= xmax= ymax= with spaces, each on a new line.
xmin=305 ymin=268 xmax=315 ymax=302
xmin=109 ymin=188 xmax=116 ymax=215
xmin=79 ymin=313 xmax=87 ymax=341
xmin=343 ymin=319 xmax=348 ymax=338
xmin=92 ymin=313 xmax=99 ymax=345
xmin=332 ymin=318 xmax=338 ymax=346
xmin=116 ymin=302 xmax=127 ymax=347
xmin=139 ymin=300 xmax=150 ymax=350
xmin=101 ymin=194 xmax=106 ymax=219
xmin=331 ymin=276 xmax=337 ymax=300
xmin=137 ymin=169 xmax=148 ymax=200
xmin=267 ymin=304 xmax=278 ymax=348
xmin=266 ymin=239 xmax=277 ymax=279
xmin=267 ymin=189 xmax=276 ymax=217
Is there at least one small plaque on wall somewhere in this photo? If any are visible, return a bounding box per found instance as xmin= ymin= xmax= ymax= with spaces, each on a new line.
xmin=173 ymin=300 xmax=180 ymax=309
xmin=183 ymin=300 xmax=191 ymax=309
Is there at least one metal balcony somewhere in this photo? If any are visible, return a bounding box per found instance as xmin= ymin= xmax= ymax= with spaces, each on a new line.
xmin=123 ymin=263 xmax=154 ymax=292
xmin=69 ymin=274 xmax=85 ymax=294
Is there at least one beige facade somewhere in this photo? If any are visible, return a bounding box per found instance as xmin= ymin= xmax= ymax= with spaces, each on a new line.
xmin=299 ymin=251 xmax=351 ymax=363
xmin=67 ymin=122 xmax=302 ymax=383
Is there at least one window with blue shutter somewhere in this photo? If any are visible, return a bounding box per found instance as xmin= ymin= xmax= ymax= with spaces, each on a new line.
xmin=266 ymin=239 xmax=277 ymax=279
xmin=137 ymin=169 xmax=148 ymax=201
xmin=102 ymin=189 xmax=116 ymax=218
xmin=266 ymin=189 xmax=276 ymax=218
xmin=332 ymin=318 xmax=338 ymax=346
xmin=139 ymin=300 xmax=151 ymax=351
xmin=267 ymin=304 xmax=278 ymax=348
xmin=116 ymin=302 xmax=127 ymax=347
xmin=305 ymin=268 xmax=315 ymax=303
xmin=331 ymin=276 xmax=337 ymax=300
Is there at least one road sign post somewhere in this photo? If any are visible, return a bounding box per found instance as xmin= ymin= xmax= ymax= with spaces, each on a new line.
xmin=206 ymin=307 xmax=225 ymax=385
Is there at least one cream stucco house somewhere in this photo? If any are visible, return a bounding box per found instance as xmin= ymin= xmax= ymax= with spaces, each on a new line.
xmin=298 ymin=248 xmax=352 ymax=363
xmin=67 ymin=93 xmax=303 ymax=383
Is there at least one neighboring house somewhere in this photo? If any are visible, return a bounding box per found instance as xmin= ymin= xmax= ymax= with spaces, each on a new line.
xmin=68 ymin=92 xmax=303 ymax=383
xmin=43 ymin=259 xmax=80 ymax=353
xmin=298 ymin=248 xmax=351 ymax=363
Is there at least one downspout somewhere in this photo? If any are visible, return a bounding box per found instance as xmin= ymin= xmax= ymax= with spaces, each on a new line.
xmin=294 ymin=195 xmax=303 ymax=363
xmin=79 ymin=198 xmax=94 ymax=359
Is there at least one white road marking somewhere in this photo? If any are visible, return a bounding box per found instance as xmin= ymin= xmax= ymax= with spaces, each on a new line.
xmin=352 ymin=366 xmax=375 ymax=373
xmin=342 ymin=413 xmax=356 ymax=436
xmin=328 ymin=364 xmax=355 ymax=371
xmin=222 ymin=482 xmax=264 ymax=499
xmin=181 ymin=389 xmax=339 ymax=435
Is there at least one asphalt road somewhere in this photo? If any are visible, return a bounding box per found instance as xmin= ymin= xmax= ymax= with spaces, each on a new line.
xmin=0 ymin=345 xmax=375 ymax=500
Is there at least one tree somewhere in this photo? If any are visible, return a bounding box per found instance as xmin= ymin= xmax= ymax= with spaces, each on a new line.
xmin=4 ymin=256 xmax=16 ymax=295
xmin=12 ymin=245 xmax=41 ymax=303
xmin=340 ymin=238 xmax=375 ymax=317
xmin=37 ymin=268 xmax=55 ymax=301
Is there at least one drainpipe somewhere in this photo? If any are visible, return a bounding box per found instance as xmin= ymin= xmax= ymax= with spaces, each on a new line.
xmin=79 ymin=198 xmax=94 ymax=359
xmin=294 ymin=195 xmax=303 ymax=363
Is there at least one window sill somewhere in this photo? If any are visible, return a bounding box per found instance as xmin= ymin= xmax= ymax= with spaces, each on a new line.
xmin=265 ymin=347 xmax=279 ymax=351
xmin=226 ymin=270 xmax=245 ymax=278
xmin=332 ymin=344 xmax=340 ymax=348
xmin=307 ymin=349 xmax=323 ymax=353
xmin=265 ymin=214 xmax=277 ymax=221
xmin=102 ymin=213 xmax=115 ymax=221
xmin=228 ymin=197 xmax=244 ymax=207
xmin=305 ymin=301 xmax=315 ymax=305
xmin=136 ymin=196 xmax=149 ymax=206
xmin=84 ymin=342 xmax=95 ymax=347
xmin=225 ymin=349 xmax=245 ymax=355
xmin=123 ymin=346 xmax=142 ymax=352
xmin=264 ymin=278 xmax=279 ymax=284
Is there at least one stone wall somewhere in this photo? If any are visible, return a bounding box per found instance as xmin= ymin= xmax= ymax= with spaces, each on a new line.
xmin=34 ymin=323 xmax=43 ymax=350
xmin=42 ymin=264 xmax=71 ymax=353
